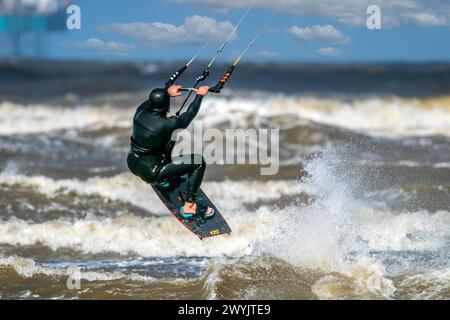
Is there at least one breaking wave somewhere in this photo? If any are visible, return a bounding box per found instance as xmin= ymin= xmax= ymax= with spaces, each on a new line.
xmin=1 ymin=95 xmax=449 ymax=138
xmin=0 ymin=169 xmax=305 ymax=214
xmin=1 ymin=145 xmax=449 ymax=300
xmin=0 ymin=102 xmax=131 ymax=135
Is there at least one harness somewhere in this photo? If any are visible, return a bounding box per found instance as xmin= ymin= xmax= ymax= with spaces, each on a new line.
xmin=130 ymin=137 xmax=175 ymax=160
xmin=130 ymin=137 xmax=162 ymax=157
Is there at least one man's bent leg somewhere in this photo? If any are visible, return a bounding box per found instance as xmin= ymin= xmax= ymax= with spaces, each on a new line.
xmin=157 ymin=154 xmax=212 ymax=217
xmin=157 ymin=154 xmax=206 ymax=202
xmin=184 ymin=154 xmax=206 ymax=202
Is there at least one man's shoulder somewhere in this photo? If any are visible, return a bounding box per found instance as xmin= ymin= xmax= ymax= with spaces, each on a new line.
xmin=137 ymin=100 xmax=149 ymax=109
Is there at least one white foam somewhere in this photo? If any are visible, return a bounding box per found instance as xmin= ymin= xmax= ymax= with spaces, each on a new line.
xmin=0 ymin=166 xmax=433 ymax=288
xmin=353 ymin=210 xmax=450 ymax=251
xmin=0 ymin=170 xmax=305 ymax=214
xmin=387 ymin=160 xmax=450 ymax=168
xmin=189 ymin=95 xmax=450 ymax=138
xmin=258 ymin=146 xmax=450 ymax=298
xmin=0 ymin=255 xmax=154 ymax=282
xmin=1 ymin=95 xmax=449 ymax=138
xmin=273 ymin=96 xmax=450 ymax=138
xmin=0 ymin=171 xmax=167 ymax=214
xmin=311 ymin=257 xmax=396 ymax=299
xmin=0 ymin=208 xmax=282 ymax=258
xmin=396 ymin=268 xmax=450 ymax=299
xmin=0 ymin=102 xmax=131 ymax=135
xmin=434 ymin=162 xmax=450 ymax=168
xmin=264 ymin=147 xmax=449 ymax=265
xmin=1 ymin=157 xmax=448 ymax=281
xmin=0 ymin=170 xmax=304 ymax=258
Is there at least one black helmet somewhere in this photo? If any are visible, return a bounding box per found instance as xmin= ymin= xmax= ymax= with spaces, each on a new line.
xmin=149 ymin=88 xmax=170 ymax=114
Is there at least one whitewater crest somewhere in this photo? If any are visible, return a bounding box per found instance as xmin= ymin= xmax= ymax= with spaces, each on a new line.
xmin=1 ymin=95 xmax=449 ymax=138
xmin=0 ymin=102 xmax=132 ymax=135
xmin=0 ymin=169 xmax=305 ymax=214
xmin=0 ymin=255 xmax=143 ymax=282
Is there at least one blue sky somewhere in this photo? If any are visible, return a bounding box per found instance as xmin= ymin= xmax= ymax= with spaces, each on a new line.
xmin=35 ymin=0 xmax=450 ymax=62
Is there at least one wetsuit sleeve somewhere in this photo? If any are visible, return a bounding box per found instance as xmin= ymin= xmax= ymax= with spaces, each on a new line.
xmin=173 ymin=95 xmax=203 ymax=129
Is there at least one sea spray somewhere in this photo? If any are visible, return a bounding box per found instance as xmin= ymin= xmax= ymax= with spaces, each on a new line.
xmin=261 ymin=145 xmax=397 ymax=298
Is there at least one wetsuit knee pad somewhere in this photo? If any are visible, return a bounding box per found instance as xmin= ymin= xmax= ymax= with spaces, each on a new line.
xmin=126 ymin=152 xmax=139 ymax=176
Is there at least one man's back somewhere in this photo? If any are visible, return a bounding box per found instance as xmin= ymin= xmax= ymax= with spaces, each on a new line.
xmin=131 ymin=95 xmax=204 ymax=153
xmin=132 ymin=101 xmax=175 ymax=152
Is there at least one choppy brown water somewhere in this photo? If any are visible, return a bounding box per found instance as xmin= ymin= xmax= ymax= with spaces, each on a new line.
xmin=0 ymin=62 xmax=450 ymax=300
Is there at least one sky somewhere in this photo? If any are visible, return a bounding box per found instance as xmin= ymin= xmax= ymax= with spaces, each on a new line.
xmin=4 ymin=0 xmax=450 ymax=62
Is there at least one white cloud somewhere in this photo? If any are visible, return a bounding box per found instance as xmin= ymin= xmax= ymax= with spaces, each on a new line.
xmin=403 ymin=12 xmax=448 ymax=27
xmin=63 ymin=38 xmax=136 ymax=56
xmin=287 ymin=25 xmax=351 ymax=45
xmin=172 ymin=0 xmax=450 ymax=27
xmin=317 ymin=47 xmax=343 ymax=56
xmin=100 ymin=15 xmax=237 ymax=47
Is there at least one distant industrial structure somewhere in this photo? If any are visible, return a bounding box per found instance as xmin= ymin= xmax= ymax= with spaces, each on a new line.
xmin=0 ymin=0 xmax=72 ymax=58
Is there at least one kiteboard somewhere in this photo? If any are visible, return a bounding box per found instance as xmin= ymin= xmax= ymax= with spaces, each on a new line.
xmin=151 ymin=175 xmax=231 ymax=240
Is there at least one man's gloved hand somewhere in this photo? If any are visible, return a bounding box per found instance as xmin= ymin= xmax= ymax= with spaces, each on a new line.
xmin=195 ymin=86 xmax=209 ymax=96
xmin=167 ymin=85 xmax=182 ymax=97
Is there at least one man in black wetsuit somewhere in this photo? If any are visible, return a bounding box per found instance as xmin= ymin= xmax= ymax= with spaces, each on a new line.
xmin=127 ymin=84 xmax=214 ymax=218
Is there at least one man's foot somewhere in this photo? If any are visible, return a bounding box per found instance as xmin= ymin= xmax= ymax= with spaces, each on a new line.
xmin=182 ymin=202 xmax=215 ymax=219
xmin=158 ymin=181 xmax=170 ymax=189
xmin=179 ymin=204 xmax=193 ymax=218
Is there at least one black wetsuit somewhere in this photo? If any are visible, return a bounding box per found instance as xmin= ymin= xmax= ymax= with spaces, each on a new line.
xmin=127 ymin=95 xmax=205 ymax=203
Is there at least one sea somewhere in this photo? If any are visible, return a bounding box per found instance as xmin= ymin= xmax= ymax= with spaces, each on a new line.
xmin=0 ymin=60 xmax=449 ymax=299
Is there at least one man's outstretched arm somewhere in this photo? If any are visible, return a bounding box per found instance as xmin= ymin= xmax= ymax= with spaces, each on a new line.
xmin=174 ymin=86 xmax=209 ymax=129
